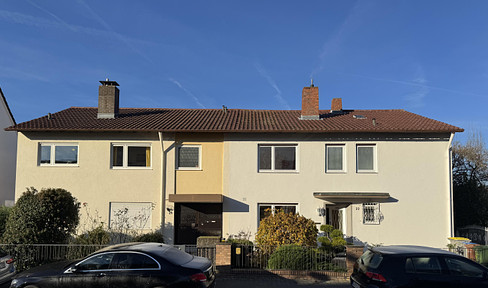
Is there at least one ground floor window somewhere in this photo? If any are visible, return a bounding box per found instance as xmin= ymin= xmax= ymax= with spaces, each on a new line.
xmin=174 ymin=203 xmax=222 ymax=245
xmin=363 ymin=202 xmax=380 ymax=224
xmin=258 ymin=203 xmax=298 ymax=225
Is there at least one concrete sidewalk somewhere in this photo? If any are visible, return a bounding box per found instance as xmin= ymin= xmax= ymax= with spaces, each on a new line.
xmin=216 ymin=274 xmax=350 ymax=288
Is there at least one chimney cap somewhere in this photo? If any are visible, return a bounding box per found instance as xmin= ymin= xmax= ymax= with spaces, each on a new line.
xmin=99 ymin=79 xmax=119 ymax=86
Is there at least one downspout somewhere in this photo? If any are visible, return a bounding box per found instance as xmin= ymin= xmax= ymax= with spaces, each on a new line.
xmin=448 ymin=133 xmax=454 ymax=237
xmin=158 ymin=132 xmax=165 ymax=231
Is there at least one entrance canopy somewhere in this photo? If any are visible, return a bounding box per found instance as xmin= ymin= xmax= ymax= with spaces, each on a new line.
xmin=313 ymin=192 xmax=391 ymax=208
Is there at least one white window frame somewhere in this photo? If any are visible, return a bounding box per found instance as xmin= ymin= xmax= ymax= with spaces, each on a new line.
xmin=257 ymin=203 xmax=299 ymax=226
xmin=111 ymin=143 xmax=152 ymax=169
xmin=325 ymin=144 xmax=346 ymax=173
xmin=356 ymin=144 xmax=377 ymax=173
xmin=363 ymin=202 xmax=380 ymax=225
xmin=176 ymin=145 xmax=202 ymax=170
xmin=39 ymin=143 xmax=79 ymax=166
xmin=109 ymin=202 xmax=153 ymax=230
xmin=258 ymin=144 xmax=298 ymax=172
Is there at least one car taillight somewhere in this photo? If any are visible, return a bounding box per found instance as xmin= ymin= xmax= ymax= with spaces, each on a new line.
xmin=6 ymin=258 xmax=14 ymax=265
xmin=366 ymin=271 xmax=387 ymax=282
xmin=190 ymin=273 xmax=207 ymax=282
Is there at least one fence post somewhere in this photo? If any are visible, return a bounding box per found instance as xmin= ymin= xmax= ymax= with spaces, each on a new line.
xmin=346 ymin=245 xmax=364 ymax=274
xmin=215 ymin=243 xmax=232 ymax=272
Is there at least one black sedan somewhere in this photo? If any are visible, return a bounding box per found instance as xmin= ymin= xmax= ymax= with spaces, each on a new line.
xmin=350 ymin=245 xmax=488 ymax=288
xmin=10 ymin=242 xmax=216 ymax=288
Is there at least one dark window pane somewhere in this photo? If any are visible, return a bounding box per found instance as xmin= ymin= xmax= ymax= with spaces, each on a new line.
xmin=275 ymin=206 xmax=296 ymax=214
xmin=113 ymin=253 xmax=159 ymax=269
xmin=274 ymin=147 xmax=296 ymax=170
xmin=178 ymin=147 xmax=199 ymax=168
xmin=40 ymin=146 xmax=51 ymax=164
xmin=112 ymin=146 xmax=123 ymax=167
xmin=128 ymin=147 xmax=150 ymax=167
xmin=259 ymin=146 xmax=271 ymax=170
xmin=358 ymin=146 xmax=374 ymax=171
xmin=410 ymin=257 xmax=441 ymax=274
xmin=77 ymin=253 xmax=114 ymax=271
xmin=259 ymin=206 xmax=272 ymax=222
xmin=445 ymin=257 xmax=484 ymax=278
xmin=55 ymin=146 xmax=78 ymax=164
xmin=327 ymin=146 xmax=343 ymax=171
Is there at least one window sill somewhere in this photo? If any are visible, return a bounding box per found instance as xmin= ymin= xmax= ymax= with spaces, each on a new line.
xmin=258 ymin=170 xmax=299 ymax=174
xmin=111 ymin=167 xmax=153 ymax=170
xmin=325 ymin=171 xmax=347 ymax=174
xmin=39 ymin=164 xmax=79 ymax=167
xmin=357 ymin=171 xmax=378 ymax=174
xmin=176 ymin=167 xmax=202 ymax=171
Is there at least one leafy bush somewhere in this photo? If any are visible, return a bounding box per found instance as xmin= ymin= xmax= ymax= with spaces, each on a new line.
xmin=71 ymin=225 xmax=110 ymax=245
xmin=133 ymin=231 xmax=164 ymax=243
xmin=0 ymin=206 xmax=12 ymax=237
xmin=255 ymin=209 xmax=318 ymax=249
xmin=2 ymin=187 xmax=80 ymax=244
xmin=226 ymin=230 xmax=253 ymax=246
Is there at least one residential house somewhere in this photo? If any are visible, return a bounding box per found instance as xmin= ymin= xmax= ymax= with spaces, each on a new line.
xmin=7 ymin=80 xmax=463 ymax=247
xmin=0 ymin=88 xmax=16 ymax=206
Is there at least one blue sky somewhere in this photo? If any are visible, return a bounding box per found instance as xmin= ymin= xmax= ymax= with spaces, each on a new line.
xmin=1 ymin=0 xmax=487 ymax=143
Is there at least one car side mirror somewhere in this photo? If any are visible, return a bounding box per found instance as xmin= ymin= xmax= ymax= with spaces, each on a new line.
xmin=65 ymin=266 xmax=79 ymax=274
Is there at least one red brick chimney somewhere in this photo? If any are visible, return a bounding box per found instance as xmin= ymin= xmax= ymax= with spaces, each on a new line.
xmin=98 ymin=79 xmax=119 ymax=119
xmin=300 ymin=83 xmax=319 ymax=120
xmin=331 ymin=98 xmax=342 ymax=112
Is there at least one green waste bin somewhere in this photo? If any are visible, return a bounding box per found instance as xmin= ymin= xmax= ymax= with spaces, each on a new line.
xmin=474 ymin=246 xmax=488 ymax=265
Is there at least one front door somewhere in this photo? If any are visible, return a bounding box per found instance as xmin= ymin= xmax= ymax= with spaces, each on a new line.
xmin=175 ymin=203 xmax=222 ymax=244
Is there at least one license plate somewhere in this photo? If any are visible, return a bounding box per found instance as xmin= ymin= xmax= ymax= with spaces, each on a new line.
xmin=352 ymin=281 xmax=361 ymax=288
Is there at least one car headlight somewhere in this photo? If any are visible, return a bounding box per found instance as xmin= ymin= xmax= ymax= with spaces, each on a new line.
xmin=10 ymin=278 xmax=18 ymax=285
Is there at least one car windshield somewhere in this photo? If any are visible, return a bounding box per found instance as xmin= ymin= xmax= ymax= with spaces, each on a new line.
xmin=155 ymin=246 xmax=194 ymax=266
xmin=360 ymin=250 xmax=383 ymax=269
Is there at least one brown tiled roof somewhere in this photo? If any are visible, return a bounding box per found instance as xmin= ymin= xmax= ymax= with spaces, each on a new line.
xmin=5 ymin=107 xmax=463 ymax=133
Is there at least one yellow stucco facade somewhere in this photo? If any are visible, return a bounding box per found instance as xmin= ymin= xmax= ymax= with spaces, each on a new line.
xmin=175 ymin=134 xmax=224 ymax=195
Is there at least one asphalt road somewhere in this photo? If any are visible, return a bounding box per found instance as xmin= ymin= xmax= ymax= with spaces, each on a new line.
xmin=216 ymin=274 xmax=351 ymax=288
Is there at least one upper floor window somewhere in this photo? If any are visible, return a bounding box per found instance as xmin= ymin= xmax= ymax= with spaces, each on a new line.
xmin=259 ymin=145 xmax=297 ymax=172
xmin=357 ymin=144 xmax=376 ymax=172
xmin=40 ymin=143 xmax=78 ymax=166
xmin=177 ymin=145 xmax=201 ymax=170
xmin=112 ymin=143 xmax=151 ymax=168
xmin=326 ymin=144 xmax=345 ymax=172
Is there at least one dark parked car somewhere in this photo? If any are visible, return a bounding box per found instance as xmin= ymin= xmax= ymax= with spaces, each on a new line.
xmin=10 ymin=242 xmax=215 ymax=288
xmin=350 ymin=245 xmax=488 ymax=288
xmin=0 ymin=249 xmax=15 ymax=286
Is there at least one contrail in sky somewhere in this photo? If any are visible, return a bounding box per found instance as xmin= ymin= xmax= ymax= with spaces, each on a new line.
xmin=168 ymin=78 xmax=206 ymax=109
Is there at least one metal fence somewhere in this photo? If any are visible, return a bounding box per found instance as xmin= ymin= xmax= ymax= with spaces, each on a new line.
xmin=230 ymin=244 xmax=346 ymax=272
xmin=0 ymin=243 xmax=216 ymax=272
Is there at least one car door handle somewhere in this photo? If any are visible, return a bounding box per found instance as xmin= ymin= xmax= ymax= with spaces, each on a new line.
xmin=97 ymin=273 xmax=106 ymax=277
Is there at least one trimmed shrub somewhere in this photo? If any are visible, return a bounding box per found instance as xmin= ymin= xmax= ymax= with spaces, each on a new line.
xmin=133 ymin=231 xmax=165 ymax=243
xmin=318 ymin=224 xmax=346 ymax=253
xmin=267 ymin=244 xmax=311 ymax=270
